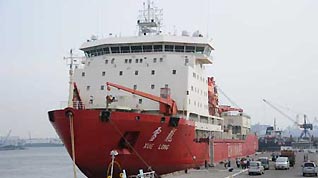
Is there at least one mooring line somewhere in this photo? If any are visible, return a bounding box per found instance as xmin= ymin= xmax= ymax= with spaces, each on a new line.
xmin=69 ymin=112 xmax=78 ymax=178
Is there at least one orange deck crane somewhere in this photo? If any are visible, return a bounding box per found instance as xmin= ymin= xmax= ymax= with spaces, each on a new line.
xmin=106 ymin=82 xmax=178 ymax=116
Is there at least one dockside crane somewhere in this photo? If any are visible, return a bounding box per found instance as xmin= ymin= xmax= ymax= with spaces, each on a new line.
xmin=106 ymin=82 xmax=178 ymax=116
xmin=0 ymin=129 xmax=12 ymax=145
xmin=262 ymin=99 xmax=313 ymax=139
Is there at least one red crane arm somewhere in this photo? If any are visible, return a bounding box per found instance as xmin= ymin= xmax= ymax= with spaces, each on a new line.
xmin=218 ymin=105 xmax=243 ymax=114
xmin=106 ymin=82 xmax=178 ymax=115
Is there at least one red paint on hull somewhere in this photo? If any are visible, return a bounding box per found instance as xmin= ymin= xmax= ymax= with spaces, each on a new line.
xmin=213 ymin=135 xmax=259 ymax=163
xmin=49 ymin=108 xmax=210 ymax=178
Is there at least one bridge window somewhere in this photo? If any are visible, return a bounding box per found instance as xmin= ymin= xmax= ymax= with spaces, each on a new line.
xmin=103 ymin=47 xmax=110 ymax=54
xmin=175 ymin=45 xmax=185 ymax=52
xmin=143 ymin=45 xmax=153 ymax=52
xmin=135 ymin=59 xmax=138 ymax=63
xmin=186 ymin=46 xmax=195 ymax=53
xmin=120 ymin=46 xmax=130 ymax=53
xmin=125 ymin=59 xmax=128 ymax=63
xmin=110 ymin=46 xmax=120 ymax=53
xmin=154 ymin=45 xmax=163 ymax=52
xmin=153 ymin=58 xmax=157 ymax=63
xmin=195 ymin=46 xmax=205 ymax=54
xmin=131 ymin=46 xmax=142 ymax=53
xmin=164 ymin=45 xmax=174 ymax=52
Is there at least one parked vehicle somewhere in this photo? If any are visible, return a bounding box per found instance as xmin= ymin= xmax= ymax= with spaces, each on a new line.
xmin=258 ymin=157 xmax=270 ymax=170
xmin=275 ymin=157 xmax=290 ymax=170
xmin=248 ymin=161 xmax=265 ymax=175
xmin=302 ymin=162 xmax=318 ymax=177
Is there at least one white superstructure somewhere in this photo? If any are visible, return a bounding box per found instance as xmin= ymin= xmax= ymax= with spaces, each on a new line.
xmin=71 ymin=1 xmax=223 ymax=134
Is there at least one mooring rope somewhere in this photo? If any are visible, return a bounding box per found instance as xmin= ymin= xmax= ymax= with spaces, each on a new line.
xmin=108 ymin=119 xmax=160 ymax=177
xmin=69 ymin=112 xmax=78 ymax=178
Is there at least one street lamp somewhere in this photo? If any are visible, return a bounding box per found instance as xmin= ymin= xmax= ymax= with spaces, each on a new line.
xmin=110 ymin=150 xmax=119 ymax=178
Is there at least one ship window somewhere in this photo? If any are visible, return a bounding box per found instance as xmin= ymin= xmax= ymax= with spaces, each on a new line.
xmin=101 ymin=85 xmax=105 ymax=90
xmin=110 ymin=46 xmax=120 ymax=53
xmin=129 ymin=59 xmax=132 ymax=63
xmin=139 ymin=59 xmax=143 ymax=63
xmin=135 ymin=70 xmax=138 ymax=75
xmin=119 ymin=71 xmax=123 ymax=76
xmin=133 ymin=85 xmax=137 ymax=90
xmin=191 ymin=86 xmax=193 ymax=91
xmin=153 ymin=58 xmax=157 ymax=63
xmin=151 ymin=84 xmax=155 ymax=89
xmin=103 ymin=47 xmax=110 ymax=54
xmin=102 ymin=71 xmax=106 ymax=76
xmin=154 ymin=45 xmax=163 ymax=52
xmin=111 ymin=58 xmax=115 ymax=64
xmin=175 ymin=45 xmax=185 ymax=52
xmin=131 ymin=46 xmax=142 ymax=53
xmin=165 ymin=84 xmax=168 ymax=88
xmin=159 ymin=58 xmax=163 ymax=62
xmin=172 ymin=70 xmax=176 ymax=74
xmin=139 ymin=99 xmax=142 ymax=104
xmin=90 ymin=50 xmax=96 ymax=57
xmin=135 ymin=59 xmax=138 ymax=63
xmin=82 ymin=72 xmax=85 ymax=77
xmin=86 ymin=86 xmax=90 ymax=91
xmin=205 ymin=47 xmax=212 ymax=56
xmin=143 ymin=45 xmax=153 ymax=52
xmin=193 ymin=72 xmax=196 ymax=78
xmin=195 ymin=46 xmax=205 ymax=54
xmin=125 ymin=59 xmax=128 ymax=63
xmin=97 ymin=48 xmax=103 ymax=55
xmin=185 ymin=58 xmax=189 ymax=65
xmin=120 ymin=46 xmax=130 ymax=53
xmin=151 ymin=70 xmax=155 ymax=75
xmin=164 ymin=45 xmax=174 ymax=52
xmin=186 ymin=46 xmax=195 ymax=53
xmin=105 ymin=60 xmax=108 ymax=64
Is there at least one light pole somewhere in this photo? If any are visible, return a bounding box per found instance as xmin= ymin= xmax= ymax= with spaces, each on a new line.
xmin=110 ymin=150 xmax=119 ymax=178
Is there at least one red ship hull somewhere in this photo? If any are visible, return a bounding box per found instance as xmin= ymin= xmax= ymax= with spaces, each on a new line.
xmin=49 ymin=108 xmax=258 ymax=177
xmin=49 ymin=108 xmax=210 ymax=178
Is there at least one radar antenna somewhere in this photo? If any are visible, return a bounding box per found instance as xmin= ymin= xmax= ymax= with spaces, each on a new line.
xmin=137 ymin=0 xmax=163 ymax=36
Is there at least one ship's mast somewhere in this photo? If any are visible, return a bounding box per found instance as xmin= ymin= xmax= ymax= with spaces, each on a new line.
xmin=137 ymin=0 xmax=163 ymax=36
xmin=64 ymin=49 xmax=79 ymax=107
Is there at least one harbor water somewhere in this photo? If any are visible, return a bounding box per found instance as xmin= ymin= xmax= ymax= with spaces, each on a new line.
xmin=0 ymin=147 xmax=86 ymax=178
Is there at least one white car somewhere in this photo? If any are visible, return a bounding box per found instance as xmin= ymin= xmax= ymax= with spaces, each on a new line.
xmin=302 ymin=162 xmax=318 ymax=177
xmin=248 ymin=161 xmax=265 ymax=175
xmin=275 ymin=157 xmax=290 ymax=170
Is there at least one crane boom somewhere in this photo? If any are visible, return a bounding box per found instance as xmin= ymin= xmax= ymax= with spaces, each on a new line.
xmin=262 ymin=99 xmax=299 ymax=126
xmin=106 ymin=82 xmax=178 ymax=116
xmin=218 ymin=105 xmax=243 ymax=115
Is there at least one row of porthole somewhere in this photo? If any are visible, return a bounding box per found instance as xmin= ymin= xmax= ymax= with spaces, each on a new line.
xmin=81 ymin=69 xmax=177 ymax=77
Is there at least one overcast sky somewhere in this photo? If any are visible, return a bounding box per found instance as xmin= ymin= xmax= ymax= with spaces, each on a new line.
xmin=0 ymin=0 xmax=317 ymax=138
